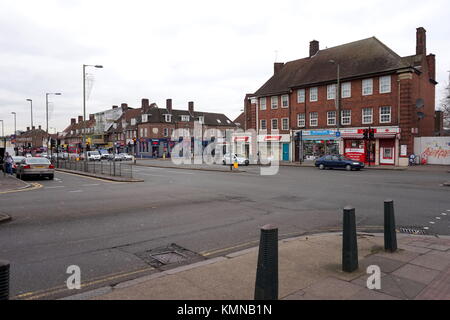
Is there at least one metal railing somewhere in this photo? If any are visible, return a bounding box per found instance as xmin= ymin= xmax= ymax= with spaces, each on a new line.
xmin=55 ymin=159 xmax=133 ymax=179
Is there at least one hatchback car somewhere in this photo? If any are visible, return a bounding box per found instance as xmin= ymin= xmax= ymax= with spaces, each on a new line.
xmin=315 ymin=155 xmax=364 ymax=171
xmin=16 ymin=157 xmax=55 ymax=180
xmin=12 ymin=156 xmax=26 ymax=173
xmin=222 ymin=154 xmax=250 ymax=166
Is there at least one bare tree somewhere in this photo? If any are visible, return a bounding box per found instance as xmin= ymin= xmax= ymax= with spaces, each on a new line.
xmin=439 ymin=73 xmax=450 ymax=129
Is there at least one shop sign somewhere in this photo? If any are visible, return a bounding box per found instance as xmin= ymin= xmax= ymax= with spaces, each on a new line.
xmin=345 ymin=148 xmax=365 ymax=162
xmin=258 ymin=135 xmax=290 ymax=142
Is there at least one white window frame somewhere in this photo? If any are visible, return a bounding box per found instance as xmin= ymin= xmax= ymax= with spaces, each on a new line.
xmin=163 ymin=128 xmax=169 ymax=137
xmin=362 ymin=79 xmax=373 ymax=96
xmin=260 ymin=119 xmax=267 ymax=130
xmin=379 ymin=106 xmax=392 ymax=123
xmin=130 ymin=118 xmax=136 ymax=126
xmin=271 ymin=96 xmax=278 ymax=109
xmin=327 ymin=84 xmax=336 ymax=100
xmin=271 ymin=118 xmax=278 ymax=130
xmin=309 ymin=112 xmax=318 ymax=127
xmin=341 ymin=110 xmax=351 ymax=125
xmin=309 ymin=87 xmax=318 ymax=102
xmin=297 ymin=89 xmax=305 ymax=103
xmin=181 ymin=115 xmax=189 ymax=122
xmin=327 ymin=111 xmax=336 ymax=126
xmin=281 ymin=95 xmax=289 ymax=108
xmin=165 ymin=114 xmax=172 ymax=122
xmin=281 ymin=118 xmax=289 ymax=130
xmin=362 ymin=108 xmax=373 ymax=124
xmin=341 ymin=82 xmax=351 ymax=98
xmin=260 ymin=97 xmax=267 ymax=110
xmin=379 ymin=76 xmax=391 ymax=94
xmin=198 ymin=116 xmax=204 ymax=124
xmin=297 ymin=113 xmax=305 ymax=128
xmin=142 ymin=114 xmax=148 ymax=123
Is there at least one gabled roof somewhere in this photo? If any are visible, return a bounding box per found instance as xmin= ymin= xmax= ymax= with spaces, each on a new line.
xmin=254 ymin=37 xmax=419 ymax=97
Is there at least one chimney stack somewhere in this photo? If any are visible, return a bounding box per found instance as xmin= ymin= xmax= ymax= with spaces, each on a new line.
xmin=89 ymin=114 xmax=95 ymax=121
xmin=166 ymin=99 xmax=172 ymax=113
xmin=141 ymin=98 xmax=149 ymax=109
xmin=188 ymin=101 xmax=194 ymax=114
xmin=27 ymin=127 xmax=30 ymax=131
xmin=309 ymin=40 xmax=319 ymax=57
xmin=78 ymin=116 xmax=83 ymax=123
xmin=71 ymin=118 xmax=76 ymax=125
xmin=112 ymin=105 xmax=118 ymax=109
xmin=38 ymin=125 xmax=41 ymax=130
xmin=274 ymin=62 xmax=284 ymax=75
xmin=427 ymin=54 xmax=436 ymax=81
xmin=416 ymin=27 xmax=426 ymax=55
xmin=32 ymin=126 xmax=35 ymax=130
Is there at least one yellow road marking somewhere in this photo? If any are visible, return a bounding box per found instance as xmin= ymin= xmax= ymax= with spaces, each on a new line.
xmin=14 ymin=266 xmax=155 ymax=300
xmin=0 ymin=182 xmax=43 ymax=195
xmin=56 ymin=171 xmax=123 ymax=184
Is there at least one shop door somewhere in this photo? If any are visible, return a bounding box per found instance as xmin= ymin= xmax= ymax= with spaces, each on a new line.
xmin=379 ymin=139 xmax=395 ymax=165
xmin=282 ymin=143 xmax=290 ymax=161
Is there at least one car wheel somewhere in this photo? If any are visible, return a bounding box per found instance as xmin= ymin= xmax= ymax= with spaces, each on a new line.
xmin=49 ymin=174 xmax=54 ymax=180
xmin=245 ymin=161 xmax=249 ymax=166
xmin=319 ymin=164 xmax=325 ymax=170
xmin=223 ymin=160 xmax=226 ymax=165
xmin=346 ymin=165 xmax=352 ymax=171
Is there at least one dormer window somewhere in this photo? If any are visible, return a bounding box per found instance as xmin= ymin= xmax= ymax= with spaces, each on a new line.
xmin=198 ymin=116 xmax=204 ymax=124
xmin=142 ymin=114 xmax=148 ymax=123
xmin=165 ymin=114 xmax=172 ymax=122
xmin=122 ymin=120 xmax=126 ymax=128
xmin=181 ymin=115 xmax=190 ymax=122
xmin=216 ymin=119 xmax=222 ymax=124
xmin=113 ymin=123 xmax=117 ymax=129
xmin=130 ymin=118 xmax=136 ymax=126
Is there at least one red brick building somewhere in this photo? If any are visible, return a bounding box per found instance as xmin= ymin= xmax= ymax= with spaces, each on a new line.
xmin=244 ymin=27 xmax=436 ymax=166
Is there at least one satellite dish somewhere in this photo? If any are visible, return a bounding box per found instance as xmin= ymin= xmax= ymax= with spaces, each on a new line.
xmin=416 ymin=98 xmax=424 ymax=109
xmin=417 ymin=112 xmax=425 ymax=120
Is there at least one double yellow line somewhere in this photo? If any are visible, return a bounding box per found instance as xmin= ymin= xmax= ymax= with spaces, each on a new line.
xmin=0 ymin=182 xmax=43 ymax=195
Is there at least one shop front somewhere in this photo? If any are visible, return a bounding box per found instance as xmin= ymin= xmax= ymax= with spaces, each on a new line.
xmin=341 ymin=127 xmax=400 ymax=166
xmin=257 ymin=134 xmax=291 ymax=162
xmin=137 ymin=138 xmax=173 ymax=158
xmin=294 ymin=130 xmax=340 ymax=161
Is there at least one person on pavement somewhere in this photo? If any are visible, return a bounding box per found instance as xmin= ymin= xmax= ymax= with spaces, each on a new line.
xmin=4 ymin=152 xmax=13 ymax=175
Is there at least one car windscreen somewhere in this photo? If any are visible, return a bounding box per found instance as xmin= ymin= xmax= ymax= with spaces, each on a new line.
xmin=13 ymin=157 xmax=25 ymax=162
xmin=89 ymin=151 xmax=100 ymax=155
xmin=26 ymin=158 xmax=51 ymax=164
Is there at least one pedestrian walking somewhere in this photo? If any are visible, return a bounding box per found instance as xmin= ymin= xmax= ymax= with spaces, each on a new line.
xmin=4 ymin=152 xmax=13 ymax=175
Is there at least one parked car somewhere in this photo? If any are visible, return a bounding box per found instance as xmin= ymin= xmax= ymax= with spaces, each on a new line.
xmin=98 ymin=149 xmax=111 ymax=160
xmin=119 ymin=153 xmax=134 ymax=161
xmin=108 ymin=153 xmax=124 ymax=161
xmin=222 ymin=154 xmax=250 ymax=166
xmin=87 ymin=151 xmax=102 ymax=161
xmin=12 ymin=156 xmax=26 ymax=173
xmin=315 ymin=155 xmax=364 ymax=171
xmin=16 ymin=157 xmax=55 ymax=180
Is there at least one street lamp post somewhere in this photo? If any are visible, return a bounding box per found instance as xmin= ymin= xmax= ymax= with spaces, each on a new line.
xmin=329 ymin=60 xmax=341 ymax=131
xmin=26 ymin=99 xmax=33 ymax=128
xmin=82 ymin=64 xmax=103 ymax=168
xmin=11 ymin=112 xmax=16 ymax=155
xmin=46 ymin=92 xmax=62 ymax=154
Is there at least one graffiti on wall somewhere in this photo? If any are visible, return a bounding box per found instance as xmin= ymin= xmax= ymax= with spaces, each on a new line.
xmin=415 ymin=138 xmax=450 ymax=165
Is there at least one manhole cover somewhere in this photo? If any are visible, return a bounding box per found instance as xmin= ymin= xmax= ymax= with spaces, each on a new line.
xmin=135 ymin=243 xmax=205 ymax=269
xmin=398 ymin=226 xmax=428 ymax=235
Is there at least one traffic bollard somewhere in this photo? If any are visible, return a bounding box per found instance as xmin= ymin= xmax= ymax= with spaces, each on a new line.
xmin=254 ymin=224 xmax=278 ymax=300
xmin=384 ymin=200 xmax=397 ymax=252
xmin=342 ymin=207 xmax=358 ymax=272
xmin=0 ymin=260 xmax=10 ymax=300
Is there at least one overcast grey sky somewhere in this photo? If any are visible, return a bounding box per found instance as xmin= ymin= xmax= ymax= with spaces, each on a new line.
xmin=1 ymin=0 xmax=449 ymax=135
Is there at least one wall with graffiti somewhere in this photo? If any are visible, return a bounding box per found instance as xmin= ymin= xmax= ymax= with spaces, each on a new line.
xmin=414 ymin=137 xmax=450 ymax=165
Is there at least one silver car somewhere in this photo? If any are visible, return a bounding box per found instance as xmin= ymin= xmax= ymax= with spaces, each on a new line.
xmin=16 ymin=157 xmax=55 ymax=180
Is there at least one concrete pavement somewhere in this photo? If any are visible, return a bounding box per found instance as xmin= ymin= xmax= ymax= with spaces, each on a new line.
xmin=0 ymin=173 xmax=30 ymax=193
xmin=63 ymin=232 xmax=450 ymax=300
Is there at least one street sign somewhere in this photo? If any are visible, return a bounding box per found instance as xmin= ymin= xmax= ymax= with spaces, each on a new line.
xmin=336 ymin=132 xmax=341 ymax=138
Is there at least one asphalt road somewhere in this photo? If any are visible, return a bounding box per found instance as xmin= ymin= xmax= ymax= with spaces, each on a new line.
xmin=0 ymin=165 xmax=449 ymax=299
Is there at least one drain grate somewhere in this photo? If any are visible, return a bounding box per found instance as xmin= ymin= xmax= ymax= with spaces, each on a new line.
xmin=398 ymin=226 xmax=428 ymax=235
xmin=135 ymin=243 xmax=205 ymax=269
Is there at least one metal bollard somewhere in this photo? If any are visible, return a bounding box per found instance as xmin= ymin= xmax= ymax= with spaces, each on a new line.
xmin=254 ymin=225 xmax=278 ymax=300
xmin=342 ymin=207 xmax=358 ymax=272
xmin=384 ymin=200 xmax=397 ymax=252
xmin=0 ymin=260 xmax=10 ymax=300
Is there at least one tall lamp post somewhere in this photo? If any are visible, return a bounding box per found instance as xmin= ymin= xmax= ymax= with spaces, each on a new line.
xmin=82 ymin=64 xmax=103 ymax=167
xmin=11 ymin=112 xmax=17 ymax=155
xmin=329 ymin=60 xmax=341 ymax=156
xmin=46 ymin=92 xmax=62 ymax=154
xmin=0 ymin=120 xmax=4 ymax=152
xmin=26 ymin=99 xmax=33 ymax=128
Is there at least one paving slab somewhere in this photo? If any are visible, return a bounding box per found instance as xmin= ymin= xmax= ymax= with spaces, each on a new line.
xmin=347 ymin=287 xmax=401 ymax=300
xmin=415 ymin=267 xmax=450 ymax=300
xmin=392 ymin=264 xmax=440 ymax=285
xmin=409 ymin=251 xmax=450 ymax=271
xmin=298 ymin=277 xmax=363 ymax=300
xmin=359 ymin=255 xmax=406 ymax=273
xmin=372 ymin=274 xmax=426 ymax=300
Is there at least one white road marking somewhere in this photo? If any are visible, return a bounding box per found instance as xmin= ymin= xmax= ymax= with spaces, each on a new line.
xmin=436 ymin=217 xmax=442 ymax=220
xmin=138 ymin=173 xmax=167 ymax=177
xmin=429 ymin=221 xmax=436 ymax=224
xmin=424 ymin=227 xmax=430 ymax=230
xmin=166 ymin=170 xmax=194 ymax=175
xmin=45 ymin=186 xmax=65 ymax=189
xmin=442 ymin=213 xmax=448 ymax=216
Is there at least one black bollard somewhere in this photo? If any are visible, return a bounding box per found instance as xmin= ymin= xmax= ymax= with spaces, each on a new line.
xmin=342 ymin=207 xmax=358 ymax=272
xmin=254 ymin=224 xmax=278 ymax=300
xmin=0 ymin=260 xmax=10 ymax=300
xmin=384 ymin=200 xmax=397 ymax=252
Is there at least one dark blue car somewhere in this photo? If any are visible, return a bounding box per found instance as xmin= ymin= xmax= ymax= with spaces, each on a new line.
xmin=315 ymin=155 xmax=365 ymax=171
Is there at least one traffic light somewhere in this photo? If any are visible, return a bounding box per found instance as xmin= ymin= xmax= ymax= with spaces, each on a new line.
xmin=133 ymin=138 xmax=137 ymax=145
xmin=363 ymin=129 xmax=368 ymax=140
xmin=369 ymin=129 xmax=375 ymax=140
